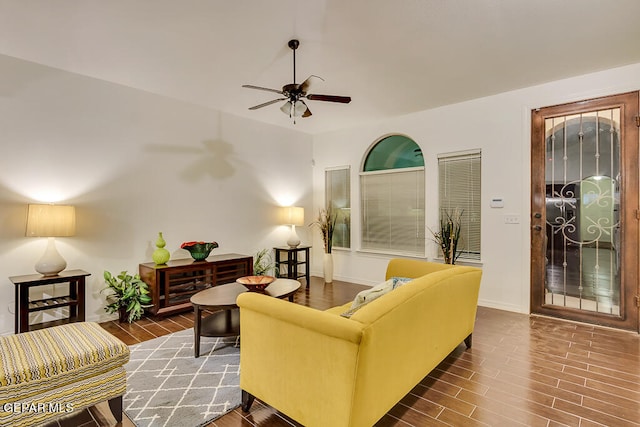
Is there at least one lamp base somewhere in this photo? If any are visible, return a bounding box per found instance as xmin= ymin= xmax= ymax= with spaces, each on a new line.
xmin=286 ymin=224 xmax=301 ymax=248
xmin=35 ymin=237 xmax=67 ymax=276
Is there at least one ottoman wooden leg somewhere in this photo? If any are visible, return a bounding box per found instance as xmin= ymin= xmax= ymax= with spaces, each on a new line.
xmin=108 ymin=395 xmax=123 ymax=423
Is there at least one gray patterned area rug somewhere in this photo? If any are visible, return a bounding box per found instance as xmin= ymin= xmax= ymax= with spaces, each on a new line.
xmin=123 ymin=329 xmax=240 ymax=427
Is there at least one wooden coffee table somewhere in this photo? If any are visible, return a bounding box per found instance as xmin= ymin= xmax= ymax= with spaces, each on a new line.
xmin=190 ymin=278 xmax=301 ymax=357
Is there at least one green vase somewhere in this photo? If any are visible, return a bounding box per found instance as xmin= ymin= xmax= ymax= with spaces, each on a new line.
xmin=152 ymin=232 xmax=171 ymax=265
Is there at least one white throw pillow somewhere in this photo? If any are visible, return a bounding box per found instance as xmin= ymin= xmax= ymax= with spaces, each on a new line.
xmin=341 ymin=277 xmax=412 ymax=318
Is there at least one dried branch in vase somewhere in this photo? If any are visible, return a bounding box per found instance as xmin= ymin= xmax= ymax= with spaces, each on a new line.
xmin=309 ymin=206 xmax=337 ymax=254
xmin=430 ymin=208 xmax=464 ymax=264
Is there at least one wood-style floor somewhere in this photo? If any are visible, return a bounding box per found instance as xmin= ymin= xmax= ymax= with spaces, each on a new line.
xmin=48 ymin=276 xmax=640 ymax=427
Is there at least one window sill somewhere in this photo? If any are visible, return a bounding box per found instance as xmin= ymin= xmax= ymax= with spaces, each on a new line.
xmin=432 ymin=256 xmax=484 ymax=266
xmin=356 ymin=249 xmax=427 ymax=260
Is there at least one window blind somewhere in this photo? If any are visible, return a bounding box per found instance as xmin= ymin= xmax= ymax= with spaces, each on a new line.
xmin=438 ymin=151 xmax=481 ymax=260
xmin=326 ymin=167 xmax=351 ymax=249
xmin=361 ymin=168 xmax=425 ymax=256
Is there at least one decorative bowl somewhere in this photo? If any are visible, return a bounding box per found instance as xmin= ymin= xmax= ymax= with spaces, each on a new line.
xmin=237 ymin=275 xmax=276 ymax=291
xmin=180 ymin=241 xmax=219 ymax=261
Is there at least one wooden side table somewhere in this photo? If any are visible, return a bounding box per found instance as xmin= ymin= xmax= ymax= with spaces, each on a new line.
xmin=9 ymin=269 xmax=90 ymax=333
xmin=274 ymin=246 xmax=311 ymax=287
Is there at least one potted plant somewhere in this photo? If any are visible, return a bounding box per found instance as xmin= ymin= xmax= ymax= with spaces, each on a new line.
xmin=310 ymin=206 xmax=337 ymax=282
xmin=430 ymin=208 xmax=464 ymax=264
xmin=253 ymin=248 xmax=275 ymax=276
xmin=102 ymin=270 xmax=153 ymax=323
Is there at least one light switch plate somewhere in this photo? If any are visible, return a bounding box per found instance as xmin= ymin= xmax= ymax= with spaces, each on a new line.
xmin=504 ymin=215 xmax=520 ymax=224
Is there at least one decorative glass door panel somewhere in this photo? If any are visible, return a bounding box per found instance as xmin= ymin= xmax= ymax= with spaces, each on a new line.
xmin=531 ymin=91 xmax=639 ymax=331
xmin=544 ymin=109 xmax=620 ymax=314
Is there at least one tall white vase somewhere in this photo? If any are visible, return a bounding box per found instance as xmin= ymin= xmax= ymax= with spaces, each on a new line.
xmin=323 ymin=253 xmax=333 ymax=283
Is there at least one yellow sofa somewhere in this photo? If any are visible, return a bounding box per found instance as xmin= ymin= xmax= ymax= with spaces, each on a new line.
xmin=237 ymin=258 xmax=482 ymax=427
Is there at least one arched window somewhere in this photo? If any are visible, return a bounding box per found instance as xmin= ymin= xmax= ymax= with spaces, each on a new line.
xmin=360 ymin=135 xmax=425 ymax=256
xmin=363 ymin=134 xmax=425 ymax=171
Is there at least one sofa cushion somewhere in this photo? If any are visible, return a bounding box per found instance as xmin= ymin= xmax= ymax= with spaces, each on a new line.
xmin=341 ymin=277 xmax=412 ymax=318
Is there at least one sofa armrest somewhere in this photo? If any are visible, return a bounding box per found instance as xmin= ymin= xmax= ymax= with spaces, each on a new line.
xmin=237 ymin=292 xmax=363 ymax=427
xmin=237 ymin=292 xmax=363 ymax=343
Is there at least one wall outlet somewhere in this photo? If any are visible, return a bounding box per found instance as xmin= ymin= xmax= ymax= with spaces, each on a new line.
xmin=504 ymin=214 xmax=520 ymax=224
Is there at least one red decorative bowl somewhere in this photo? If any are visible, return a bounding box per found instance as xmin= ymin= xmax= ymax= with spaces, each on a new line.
xmin=237 ymin=275 xmax=276 ymax=291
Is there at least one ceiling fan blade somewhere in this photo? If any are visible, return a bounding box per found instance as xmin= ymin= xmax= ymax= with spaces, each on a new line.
xmin=299 ymin=75 xmax=325 ymax=94
xmin=249 ymin=98 xmax=286 ymax=110
xmin=246 ymin=40 xmax=352 ymax=118
xmin=306 ymin=94 xmax=352 ymax=104
xmin=242 ymin=85 xmax=284 ymax=95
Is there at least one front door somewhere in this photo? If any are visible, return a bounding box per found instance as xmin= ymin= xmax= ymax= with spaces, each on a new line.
xmin=531 ymin=91 xmax=639 ymax=331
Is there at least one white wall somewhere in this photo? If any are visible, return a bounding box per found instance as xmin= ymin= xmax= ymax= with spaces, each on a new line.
xmin=311 ymin=61 xmax=640 ymax=314
xmin=2 ymin=53 xmax=639 ymax=334
xmin=0 ymin=55 xmax=313 ymax=335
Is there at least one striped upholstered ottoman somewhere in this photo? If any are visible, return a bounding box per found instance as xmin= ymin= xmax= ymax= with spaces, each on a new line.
xmin=0 ymin=322 xmax=129 ymax=427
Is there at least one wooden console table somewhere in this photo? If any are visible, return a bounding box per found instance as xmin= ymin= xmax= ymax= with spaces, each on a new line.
xmin=10 ymin=269 xmax=90 ymax=333
xmin=139 ymin=253 xmax=253 ymax=316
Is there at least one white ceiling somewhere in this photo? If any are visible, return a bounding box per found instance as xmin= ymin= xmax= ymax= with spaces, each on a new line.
xmin=1 ymin=0 xmax=640 ymax=134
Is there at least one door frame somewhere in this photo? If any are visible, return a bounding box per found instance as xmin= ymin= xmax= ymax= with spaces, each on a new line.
xmin=530 ymin=91 xmax=639 ymax=332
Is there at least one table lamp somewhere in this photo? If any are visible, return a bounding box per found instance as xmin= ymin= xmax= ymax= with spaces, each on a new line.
xmin=281 ymin=206 xmax=304 ymax=248
xmin=26 ymin=204 xmax=76 ymax=276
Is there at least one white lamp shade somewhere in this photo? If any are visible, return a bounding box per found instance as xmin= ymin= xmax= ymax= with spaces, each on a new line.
xmin=280 ymin=206 xmax=304 ymax=226
xmin=26 ymin=204 xmax=76 ymax=276
xmin=26 ymin=204 xmax=76 ymax=237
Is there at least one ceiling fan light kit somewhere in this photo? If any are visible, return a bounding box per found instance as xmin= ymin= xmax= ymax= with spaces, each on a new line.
xmin=280 ymin=100 xmax=308 ymax=117
xmin=243 ymin=39 xmax=351 ymax=123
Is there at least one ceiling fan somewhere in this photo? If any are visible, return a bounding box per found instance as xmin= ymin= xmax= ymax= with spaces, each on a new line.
xmin=242 ymin=39 xmax=351 ymax=122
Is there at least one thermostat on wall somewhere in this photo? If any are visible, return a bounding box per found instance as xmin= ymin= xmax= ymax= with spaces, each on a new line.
xmin=490 ymin=198 xmax=504 ymax=208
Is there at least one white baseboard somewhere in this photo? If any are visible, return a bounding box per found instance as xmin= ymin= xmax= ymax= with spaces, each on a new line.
xmin=477 ymin=298 xmax=527 ymax=314
xmin=309 ymin=271 xmax=377 ymax=287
